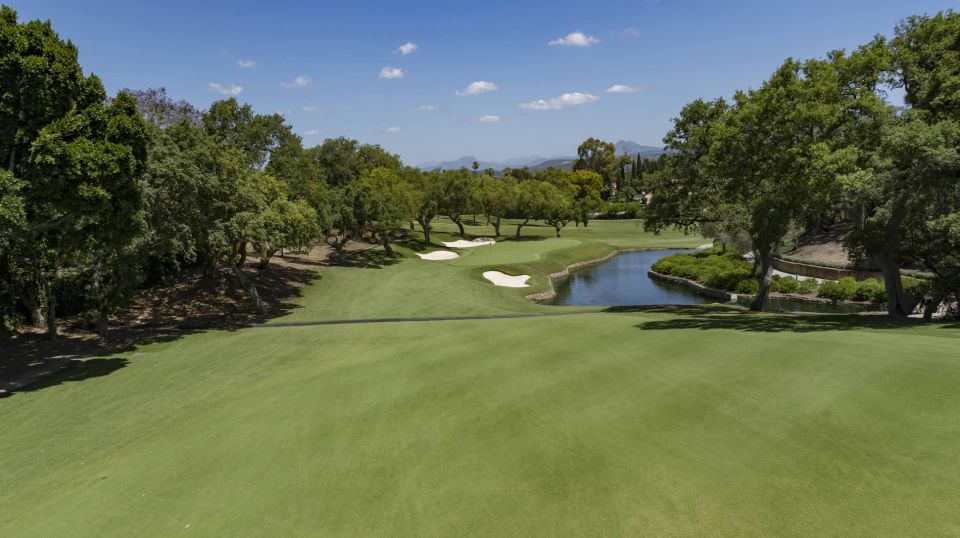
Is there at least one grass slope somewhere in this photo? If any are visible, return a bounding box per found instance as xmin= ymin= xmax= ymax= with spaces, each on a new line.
xmin=2 ymin=220 xmax=959 ymax=537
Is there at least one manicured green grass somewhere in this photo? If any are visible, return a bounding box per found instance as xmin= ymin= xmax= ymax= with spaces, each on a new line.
xmin=2 ymin=220 xmax=959 ymax=537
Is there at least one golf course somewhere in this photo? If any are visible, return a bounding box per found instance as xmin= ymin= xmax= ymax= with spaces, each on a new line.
xmin=3 ymin=220 xmax=959 ymax=537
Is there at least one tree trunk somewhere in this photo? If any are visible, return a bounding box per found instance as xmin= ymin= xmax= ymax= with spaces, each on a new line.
xmin=43 ymin=279 xmax=57 ymax=340
xmin=554 ymin=224 xmax=562 ymax=238
xmin=876 ymin=253 xmax=913 ymax=317
xmin=202 ymin=255 xmax=217 ymax=278
xmin=583 ymin=218 xmax=589 ymax=228
xmin=515 ymin=219 xmax=529 ymax=239
xmin=721 ymin=242 xmax=727 ymax=255
xmin=749 ymin=249 xmax=773 ymax=312
xmin=237 ymin=241 xmax=247 ymax=267
xmin=453 ymin=216 xmax=465 ymax=236
xmin=875 ymin=198 xmax=914 ymax=317
xmin=96 ymin=311 xmax=109 ymax=340
xmin=923 ymin=289 xmax=945 ymax=320
xmin=382 ymin=235 xmax=394 ymax=255
xmin=493 ymin=216 xmax=501 ymax=237
xmin=91 ymin=262 xmax=109 ymax=340
xmin=417 ymin=216 xmax=432 ymax=245
xmin=8 ymin=145 xmax=17 ymax=172
xmin=229 ymin=261 xmax=265 ymax=315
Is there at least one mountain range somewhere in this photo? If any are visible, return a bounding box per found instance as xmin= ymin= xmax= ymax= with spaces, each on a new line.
xmin=417 ymin=140 xmax=667 ymax=171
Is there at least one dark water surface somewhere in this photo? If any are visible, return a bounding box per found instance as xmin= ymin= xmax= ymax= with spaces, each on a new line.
xmin=552 ymin=250 xmax=712 ymax=307
xmin=552 ymin=249 xmax=876 ymax=313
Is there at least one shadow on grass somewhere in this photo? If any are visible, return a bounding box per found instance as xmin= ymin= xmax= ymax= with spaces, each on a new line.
xmin=2 ymin=261 xmax=320 ymax=396
xmin=336 ymin=249 xmax=403 ymax=269
xmin=606 ymin=304 xmax=960 ymax=333
xmin=15 ymin=357 xmax=129 ymax=394
xmin=394 ymin=237 xmax=430 ymax=252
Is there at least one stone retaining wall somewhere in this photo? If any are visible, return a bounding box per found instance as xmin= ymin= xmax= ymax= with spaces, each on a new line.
xmin=772 ymin=257 xmax=882 ymax=281
xmin=646 ymin=271 xmax=733 ymax=302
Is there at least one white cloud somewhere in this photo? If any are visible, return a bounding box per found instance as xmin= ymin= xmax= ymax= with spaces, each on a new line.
xmin=456 ymin=81 xmax=498 ymax=96
xmin=281 ymin=75 xmax=312 ymax=88
xmin=414 ymin=104 xmax=438 ymax=112
xmin=302 ymin=106 xmax=323 ymax=112
xmin=548 ymin=31 xmax=600 ymax=47
xmin=395 ymin=42 xmax=418 ymax=55
xmin=519 ymin=92 xmax=599 ymax=110
xmin=208 ymin=82 xmax=243 ymax=96
xmin=383 ymin=126 xmax=401 ymax=133
xmin=303 ymin=129 xmax=322 ymax=137
xmin=606 ymin=84 xmax=638 ymax=93
xmin=477 ymin=115 xmax=501 ymax=123
xmin=620 ymin=28 xmax=640 ymax=38
xmin=237 ymin=59 xmax=256 ymax=68
xmin=379 ymin=66 xmax=405 ymax=79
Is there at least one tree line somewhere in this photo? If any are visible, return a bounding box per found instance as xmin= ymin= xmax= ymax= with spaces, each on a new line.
xmin=0 ymin=5 xmax=615 ymax=339
xmin=643 ymin=10 xmax=960 ymax=316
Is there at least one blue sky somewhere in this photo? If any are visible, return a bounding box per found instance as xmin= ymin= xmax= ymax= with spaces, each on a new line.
xmin=8 ymin=0 xmax=958 ymax=164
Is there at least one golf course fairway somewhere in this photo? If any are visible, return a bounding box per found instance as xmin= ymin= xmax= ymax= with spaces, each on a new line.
xmin=2 ymin=220 xmax=959 ymax=537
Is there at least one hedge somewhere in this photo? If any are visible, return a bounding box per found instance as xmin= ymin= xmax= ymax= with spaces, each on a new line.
xmin=652 ymin=248 xmax=755 ymax=292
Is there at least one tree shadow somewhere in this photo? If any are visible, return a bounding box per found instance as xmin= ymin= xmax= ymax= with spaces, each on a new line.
xmin=394 ymin=237 xmax=430 ymax=252
xmin=615 ymin=304 xmax=960 ymax=333
xmin=335 ymin=249 xmax=402 ymax=269
xmin=2 ymin=262 xmax=320 ymax=395
xmin=12 ymin=357 xmax=129 ymax=394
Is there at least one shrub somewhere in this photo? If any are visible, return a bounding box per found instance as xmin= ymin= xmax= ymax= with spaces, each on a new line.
xmin=818 ymin=280 xmax=848 ymax=302
xmin=651 ymin=249 xmax=753 ymax=292
xmin=852 ymin=278 xmax=886 ymax=302
xmin=771 ymin=275 xmax=800 ymax=294
xmin=735 ymin=279 xmax=760 ymax=294
xmin=798 ymin=278 xmax=818 ymax=295
xmin=818 ymin=277 xmax=884 ymax=302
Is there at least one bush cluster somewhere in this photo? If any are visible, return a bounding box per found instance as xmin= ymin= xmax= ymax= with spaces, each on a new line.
xmin=818 ymin=277 xmax=887 ymax=303
xmin=596 ymin=201 xmax=645 ymax=220
xmin=651 ymin=248 xmax=754 ymax=291
xmin=770 ymin=275 xmax=800 ymax=294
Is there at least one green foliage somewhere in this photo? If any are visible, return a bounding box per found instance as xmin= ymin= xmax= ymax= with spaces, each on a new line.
xmin=818 ymin=277 xmax=887 ymax=303
xmin=573 ymin=138 xmax=618 ymax=197
xmin=735 ymin=278 xmax=760 ymax=294
xmin=651 ymin=249 xmax=753 ymax=291
xmin=771 ymin=275 xmax=800 ymax=294
xmin=597 ymin=201 xmax=645 ymax=219
xmin=852 ymin=278 xmax=886 ymax=302
xmin=798 ymin=278 xmax=818 ymax=295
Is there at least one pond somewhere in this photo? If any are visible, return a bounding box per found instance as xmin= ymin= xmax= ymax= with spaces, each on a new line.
xmin=552 ymin=249 xmax=878 ymax=314
xmin=551 ymin=250 xmax=712 ymax=307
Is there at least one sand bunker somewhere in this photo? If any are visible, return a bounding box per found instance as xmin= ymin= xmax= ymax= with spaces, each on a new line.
xmin=416 ymin=251 xmax=459 ymax=261
xmin=442 ymin=239 xmax=495 ymax=248
xmin=483 ymin=271 xmax=531 ymax=288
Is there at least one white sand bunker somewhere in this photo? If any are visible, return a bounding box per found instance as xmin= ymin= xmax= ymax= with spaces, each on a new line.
xmin=442 ymin=239 xmax=495 ymax=249
xmin=483 ymin=271 xmax=531 ymax=288
xmin=416 ymin=250 xmax=459 ymax=261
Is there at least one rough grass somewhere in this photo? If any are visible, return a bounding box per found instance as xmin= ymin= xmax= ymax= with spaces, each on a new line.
xmin=2 ymin=220 xmax=960 ymax=537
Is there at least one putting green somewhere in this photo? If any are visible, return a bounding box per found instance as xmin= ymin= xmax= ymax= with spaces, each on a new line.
xmin=3 ymin=220 xmax=959 ymax=537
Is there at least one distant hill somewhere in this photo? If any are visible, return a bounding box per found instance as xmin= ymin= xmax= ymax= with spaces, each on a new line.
xmin=614 ymin=140 xmax=669 ymax=158
xmin=417 ymin=141 xmax=670 ymax=172
xmin=417 ymin=156 xmax=503 ymax=171
xmin=529 ymin=158 xmax=575 ymax=171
